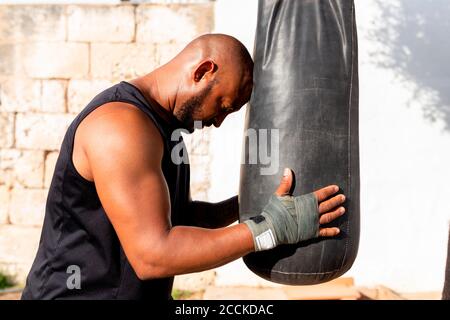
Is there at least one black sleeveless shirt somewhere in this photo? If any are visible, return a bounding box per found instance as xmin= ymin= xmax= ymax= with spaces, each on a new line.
xmin=21 ymin=81 xmax=190 ymax=300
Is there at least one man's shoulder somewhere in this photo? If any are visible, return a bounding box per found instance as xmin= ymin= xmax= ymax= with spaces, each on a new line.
xmin=79 ymin=101 xmax=164 ymax=162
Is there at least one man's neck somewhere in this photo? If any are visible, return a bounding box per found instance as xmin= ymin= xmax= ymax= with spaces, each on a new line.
xmin=129 ymin=71 xmax=180 ymax=127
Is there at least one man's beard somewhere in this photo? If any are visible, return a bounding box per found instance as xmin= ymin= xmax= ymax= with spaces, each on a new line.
xmin=175 ymin=82 xmax=214 ymax=133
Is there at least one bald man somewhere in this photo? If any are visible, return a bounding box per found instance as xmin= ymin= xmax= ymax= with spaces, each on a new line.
xmin=21 ymin=34 xmax=345 ymax=300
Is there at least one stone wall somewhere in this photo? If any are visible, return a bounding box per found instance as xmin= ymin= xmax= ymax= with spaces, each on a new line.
xmin=0 ymin=3 xmax=214 ymax=286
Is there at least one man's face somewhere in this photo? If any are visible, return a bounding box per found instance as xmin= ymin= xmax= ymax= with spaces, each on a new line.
xmin=176 ymin=73 xmax=252 ymax=133
xmin=176 ymin=81 xmax=215 ymax=132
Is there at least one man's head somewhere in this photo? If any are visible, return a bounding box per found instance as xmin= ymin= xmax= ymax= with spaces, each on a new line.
xmin=165 ymin=34 xmax=254 ymax=132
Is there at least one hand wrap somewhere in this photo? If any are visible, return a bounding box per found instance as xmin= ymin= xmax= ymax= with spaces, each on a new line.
xmin=244 ymin=193 xmax=319 ymax=251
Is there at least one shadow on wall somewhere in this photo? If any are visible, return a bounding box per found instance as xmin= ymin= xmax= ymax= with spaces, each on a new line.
xmin=368 ymin=0 xmax=450 ymax=131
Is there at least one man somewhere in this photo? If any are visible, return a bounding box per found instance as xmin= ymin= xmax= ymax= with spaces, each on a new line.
xmin=21 ymin=34 xmax=345 ymax=300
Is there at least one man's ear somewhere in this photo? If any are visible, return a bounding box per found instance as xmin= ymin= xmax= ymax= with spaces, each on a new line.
xmin=193 ymin=60 xmax=216 ymax=82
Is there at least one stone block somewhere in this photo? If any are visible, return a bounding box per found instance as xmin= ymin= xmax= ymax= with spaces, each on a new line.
xmin=8 ymin=188 xmax=47 ymax=227
xmin=0 ymin=149 xmax=45 ymax=188
xmin=91 ymin=43 xmax=158 ymax=80
xmin=0 ymin=77 xmax=41 ymax=112
xmin=41 ymin=80 xmax=67 ymax=113
xmin=0 ymin=185 xmax=10 ymax=224
xmin=0 ymin=225 xmax=41 ymax=264
xmin=24 ymin=43 xmax=89 ymax=79
xmin=155 ymin=42 xmax=187 ymax=66
xmin=136 ymin=4 xmax=214 ymax=43
xmin=15 ymin=113 xmax=74 ymax=151
xmin=67 ymin=79 xmax=113 ymax=114
xmin=68 ymin=5 xmax=135 ymax=42
xmin=0 ymin=5 xmax=66 ymax=42
xmin=0 ymin=44 xmax=26 ymax=76
xmin=0 ymin=113 xmax=14 ymax=148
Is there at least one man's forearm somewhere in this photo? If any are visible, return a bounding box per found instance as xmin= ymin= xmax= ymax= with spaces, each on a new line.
xmin=138 ymin=223 xmax=254 ymax=279
xmin=186 ymin=195 xmax=239 ymax=228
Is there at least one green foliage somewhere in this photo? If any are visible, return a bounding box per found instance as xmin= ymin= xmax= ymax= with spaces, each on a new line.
xmin=0 ymin=271 xmax=13 ymax=290
xmin=171 ymin=289 xmax=194 ymax=300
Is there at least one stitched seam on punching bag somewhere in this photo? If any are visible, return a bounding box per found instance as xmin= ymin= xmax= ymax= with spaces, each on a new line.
xmin=250 ymin=264 xmax=341 ymax=276
xmin=268 ymin=268 xmax=340 ymax=276
xmin=340 ymin=1 xmax=356 ymax=271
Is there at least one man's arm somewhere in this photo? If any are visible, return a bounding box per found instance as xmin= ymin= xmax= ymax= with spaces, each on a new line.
xmin=82 ymin=102 xmax=345 ymax=280
xmin=185 ymin=196 xmax=239 ymax=228
xmin=83 ymin=103 xmax=254 ymax=280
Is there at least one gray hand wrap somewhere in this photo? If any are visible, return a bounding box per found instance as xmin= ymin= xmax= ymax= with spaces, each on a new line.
xmin=244 ymin=193 xmax=319 ymax=251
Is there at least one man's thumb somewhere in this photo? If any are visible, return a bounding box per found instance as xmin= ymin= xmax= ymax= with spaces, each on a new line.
xmin=275 ymin=168 xmax=293 ymax=196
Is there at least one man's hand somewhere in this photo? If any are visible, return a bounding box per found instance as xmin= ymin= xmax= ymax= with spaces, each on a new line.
xmin=244 ymin=168 xmax=346 ymax=251
xmin=275 ymin=168 xmax=345 ymax=238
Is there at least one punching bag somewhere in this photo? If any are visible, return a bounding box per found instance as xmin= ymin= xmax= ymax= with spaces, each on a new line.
xmin=443 ymin=228 xmax=450 ymax=300
xmin=239 ymin=0 xmax=360 ymax=285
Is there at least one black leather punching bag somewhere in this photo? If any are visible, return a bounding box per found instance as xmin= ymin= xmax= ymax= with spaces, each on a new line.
xmin=443 ymin=228 xmax=450 ymax=300
xmin=239 ymin=0 xmax=360 ymax=285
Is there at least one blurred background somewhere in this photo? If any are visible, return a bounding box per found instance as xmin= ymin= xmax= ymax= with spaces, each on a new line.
xmin=1 ymin=0 xmax=450 ymax=299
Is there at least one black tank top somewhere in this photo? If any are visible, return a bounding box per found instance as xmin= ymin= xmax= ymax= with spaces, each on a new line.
xmin=21 ymin=81 xmax=190 ymax=300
